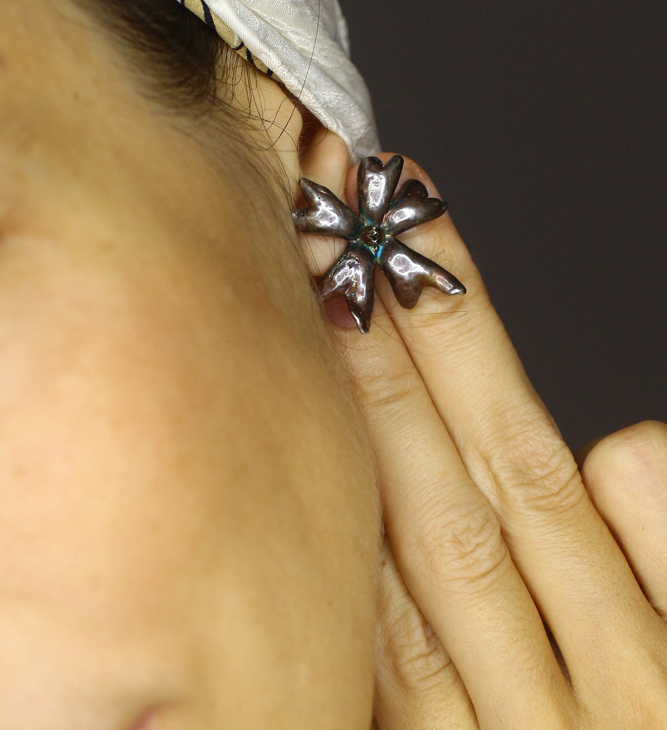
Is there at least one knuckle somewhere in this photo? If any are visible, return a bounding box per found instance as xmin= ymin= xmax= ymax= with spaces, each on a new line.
xmin=480 ymin=415 xmax=584 ymax=515
xmin=410 ymin=502 xmax=508 ymax=592
xmin=378 ymin=605 xmax=455 ymax=692
xmin=355 ymin=356 xmax=422 ymax=415
xmin=583 ymin=420 xmax=667 ymax=483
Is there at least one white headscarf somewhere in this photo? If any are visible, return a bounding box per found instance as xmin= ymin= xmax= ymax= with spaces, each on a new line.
xmin=175 ymin=0 xmax=380 ymax=161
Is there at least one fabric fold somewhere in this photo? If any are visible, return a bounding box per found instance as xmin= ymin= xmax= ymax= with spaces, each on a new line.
xmin=175 ymin=0 xmax=380 ymax=161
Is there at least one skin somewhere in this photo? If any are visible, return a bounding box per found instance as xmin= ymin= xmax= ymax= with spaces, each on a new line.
xmin=3 ymin=2 xmax=665 ymax=729
xmin=0 ymin=3 xmax=380 ymax=729
xmin=302 ymin=151 xmax=667 ymax=728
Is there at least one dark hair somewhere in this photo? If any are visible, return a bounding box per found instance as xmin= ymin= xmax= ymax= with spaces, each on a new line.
xmin=70 ymin=0 xmax=244 ymax=116
xmin=69 ymin=0 xmax=298 ymax=222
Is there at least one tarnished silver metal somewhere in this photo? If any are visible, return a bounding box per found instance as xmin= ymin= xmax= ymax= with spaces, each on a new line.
xmin=293 ymin=155 xmax=466 ymax=334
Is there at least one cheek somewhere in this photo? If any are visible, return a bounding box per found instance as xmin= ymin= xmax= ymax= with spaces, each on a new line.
xmin=0 ymin=233 xmax=226 ymax=654
xmin=0 ymin=231 xmax=380 ymax=723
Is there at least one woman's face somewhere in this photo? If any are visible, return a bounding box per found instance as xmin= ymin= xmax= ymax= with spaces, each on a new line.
xmin=0 ymin=4 xmax=380 ymax=729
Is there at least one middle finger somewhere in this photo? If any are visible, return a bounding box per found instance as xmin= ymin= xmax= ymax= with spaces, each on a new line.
xmin=356 ymin=156 xmax=661 ymax=670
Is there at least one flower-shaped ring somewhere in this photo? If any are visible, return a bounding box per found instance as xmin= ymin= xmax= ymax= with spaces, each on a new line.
xmin=292 ymin=155 xmax=466 ymax=333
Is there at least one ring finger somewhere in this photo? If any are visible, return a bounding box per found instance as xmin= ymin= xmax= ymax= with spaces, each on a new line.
xmin=374 ymin=536 xmax=476 ymax=729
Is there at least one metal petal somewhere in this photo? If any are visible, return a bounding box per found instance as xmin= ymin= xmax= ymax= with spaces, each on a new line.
xmin=317 ymin=243 xmax=376 ymax=334
xmin=358 ymin=155 xmax=404 ymax=226
xmin=384 ymin=179 xmax=448 ymax=236
xmin=293 ymin=179 xmax=362 ymax=239
xmin=378 ymin=236 xmax=466 ymax=309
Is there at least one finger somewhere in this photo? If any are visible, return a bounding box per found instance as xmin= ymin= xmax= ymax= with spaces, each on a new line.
xmin=574 ymin=437 xmax=604 ymax=468
xmin=346 ymin=155 xmax=662 ymax=674
xmin=337 ymin=317 xmax=572 ymax=727
xmin=581 ymin=421 xmax=667 ymax=619
xmin=374 ymin=538 xmax=477 ymax=730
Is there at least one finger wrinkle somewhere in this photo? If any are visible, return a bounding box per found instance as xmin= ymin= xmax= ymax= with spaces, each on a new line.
xmin=467 ymin=414 xmax=584 ymax=520
xmin=349 ymin=350 xmax=426 ymax=421
xmin=405 ymin=500 xmax=510 ymax=597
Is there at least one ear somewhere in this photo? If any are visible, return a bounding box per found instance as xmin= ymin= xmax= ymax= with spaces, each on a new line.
xmin=293 ymin=121 xmax=354 ymax=292
xmin=299 ymin=120 xmax=352 ymax=202
xmin=232 ymin=62 xmax=352 ymax=201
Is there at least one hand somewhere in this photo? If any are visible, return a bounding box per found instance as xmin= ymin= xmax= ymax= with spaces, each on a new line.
xmin=300 ymin=148 xmax=667 ymax=729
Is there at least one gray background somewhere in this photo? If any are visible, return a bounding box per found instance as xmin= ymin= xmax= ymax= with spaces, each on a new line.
xmin=338 ymin=0 xmax=666 ymax=451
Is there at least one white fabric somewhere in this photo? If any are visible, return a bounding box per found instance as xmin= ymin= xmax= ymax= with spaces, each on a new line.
xmin=182 ymin=0 xmax=380 ymax=161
